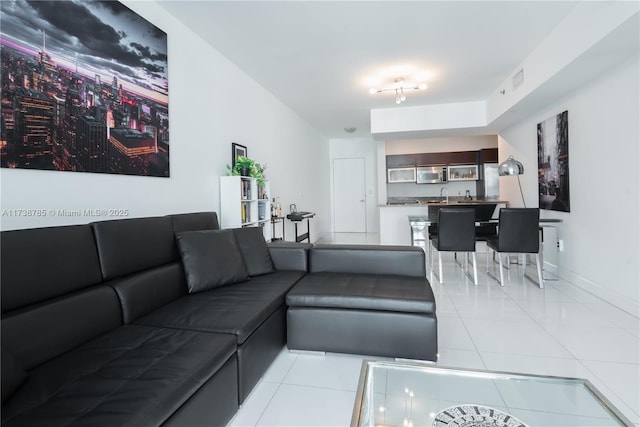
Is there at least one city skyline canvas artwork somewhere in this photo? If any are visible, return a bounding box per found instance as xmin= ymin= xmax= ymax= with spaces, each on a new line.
xmin=0 ymin=0 xmax=169 ymax=177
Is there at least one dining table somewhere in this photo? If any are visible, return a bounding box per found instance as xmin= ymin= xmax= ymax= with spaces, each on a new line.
xmin=408 ymin=215 xmax=563 ymax=280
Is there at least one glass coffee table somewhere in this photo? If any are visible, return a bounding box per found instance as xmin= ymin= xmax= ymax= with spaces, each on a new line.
xmin=351 ymin=360 xmax=633 ymax=427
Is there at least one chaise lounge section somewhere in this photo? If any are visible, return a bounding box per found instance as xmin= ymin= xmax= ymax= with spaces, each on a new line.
xmin=286 ymin=244 xmax=438 ymax=361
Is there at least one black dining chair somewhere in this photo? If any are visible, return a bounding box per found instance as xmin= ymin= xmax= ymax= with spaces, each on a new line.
xmin=429 ymin=208 xmax=478 ymax=285
xmin=486 ymin=208 xmax=543 ymax=288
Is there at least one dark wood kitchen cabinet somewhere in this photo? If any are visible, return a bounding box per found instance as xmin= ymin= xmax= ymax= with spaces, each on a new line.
xmin=386 ymin=148 xmax=496 ymax=171
xmin=415 ymin=152 xmax=447 ymax=166
xmin=447 ymin=150 xmax=480 ymax=165
xmin=479 ymin=148 xmax=498 ymax=164
xmin=386 ymin=154 xmax=416 ymax=168
xmin=414 ymin=151 xmax=478 ymax=166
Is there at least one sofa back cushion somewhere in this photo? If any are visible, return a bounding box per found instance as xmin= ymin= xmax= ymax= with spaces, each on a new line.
xmin=309 ymin=244 xmax=426 ymax=277
xmin=170 ymin=212 xmax=220 ymax=233
xmin=1 ymin=286 xmax=121 ymax=370
xmin=176 ymin=229 xmax=249 ymax=293
xmin=91 ymin=216 xmax=178 ymax=280
xmin=1 ymin=223 xmax=122 ymax=372
xmin=232 ymin=227 xmax=274 ymax=276
xmin=267 ymin=242 xmax=311 ymax=272
xmin=1 ymin=225 xmax=103 ymax=312
xmin=91 ymin=216 xmax=187 ymax=323
xmin=110 ymin=263 xmax=187 ymax=324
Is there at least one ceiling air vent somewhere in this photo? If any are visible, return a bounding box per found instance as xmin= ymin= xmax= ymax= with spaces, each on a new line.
xmin=512 ymin=67 xmax=525 ymax=90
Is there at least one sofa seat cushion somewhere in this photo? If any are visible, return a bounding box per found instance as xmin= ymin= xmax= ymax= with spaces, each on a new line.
xmin=136 ymin=271 xmax=305 ymax=344
xmin=1 ymin=325 xmax=236 ymax=427
xmin=286 ymin=272 xmax=436 ymax=315
xmin=1 ymin=347 xmax=26 ymax=404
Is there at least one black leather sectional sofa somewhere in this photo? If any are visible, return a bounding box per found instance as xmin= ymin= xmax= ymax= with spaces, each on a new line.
xmin=1 ymin=212 xmax=437 ymax=427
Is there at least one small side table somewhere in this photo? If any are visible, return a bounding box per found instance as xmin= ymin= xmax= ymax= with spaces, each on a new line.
xmin=286 ymin=212 xmax=315 ymax=243
xmin=271 ymin=216 xmax=285 ymax=241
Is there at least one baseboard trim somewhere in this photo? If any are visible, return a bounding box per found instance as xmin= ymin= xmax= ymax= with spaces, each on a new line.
xmin=556 ymin=266 xmax=639 ymax=318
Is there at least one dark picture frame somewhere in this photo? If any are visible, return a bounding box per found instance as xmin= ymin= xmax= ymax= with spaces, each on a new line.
xmin=232 ymin=143 xmax=247 ymax=167
xmin=537 ymin=110 xmax=570 ymax=212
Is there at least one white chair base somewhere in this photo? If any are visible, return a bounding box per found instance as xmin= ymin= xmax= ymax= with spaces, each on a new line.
xmin=487 ymin=251 xmax=544 ymax=288
xmin=429 ymin=243 xmax=478 ymax=285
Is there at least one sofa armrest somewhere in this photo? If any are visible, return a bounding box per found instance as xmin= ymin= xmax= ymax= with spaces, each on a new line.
xmin=309 ymin=244 xmax=426 ymax=277
xmin=267 ymin=242 xmax=311 ymax=272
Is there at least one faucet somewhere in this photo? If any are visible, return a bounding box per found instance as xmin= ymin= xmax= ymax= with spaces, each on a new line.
xmin=440 ymin=187 xmax=449 ymax=204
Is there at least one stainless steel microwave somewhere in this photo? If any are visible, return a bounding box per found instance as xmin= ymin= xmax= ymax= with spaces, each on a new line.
xmin=416 ymin=166 xmax=448 ymax=184
xmin=387 ymin=167 xmax=416 ymax=183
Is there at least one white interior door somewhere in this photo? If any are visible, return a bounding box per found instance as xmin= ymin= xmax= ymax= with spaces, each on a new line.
xmin=333 ymin=157 xmax=366 ymax=232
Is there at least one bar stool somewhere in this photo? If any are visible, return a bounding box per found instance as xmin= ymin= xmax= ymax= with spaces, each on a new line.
xmin=486 ymin=208 xmax=543 ymax=288
xmin=429 ymin=208 xmax=478 ymax=285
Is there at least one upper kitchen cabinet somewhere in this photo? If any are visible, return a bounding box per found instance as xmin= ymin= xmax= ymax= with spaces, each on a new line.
xmin=479 ymin=148 xmax=498 ymax=164
xmin=386 ymin=154 xmax=416 ymax=168
xmin=446 ymin=150 xmax=479 ymax=165
xmin=448 ymin=164 xmax=479 ymax=181
xmin=387 ymin=167 xmax=417 ymax=183
xmin=415 ymin=152 xmax=447 ymax=166
xmin=415 ymin=151 xmax=478 ymax=166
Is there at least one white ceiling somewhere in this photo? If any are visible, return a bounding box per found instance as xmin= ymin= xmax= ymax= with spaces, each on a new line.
xmin=158 ymin=1 xmax=584 ymax=138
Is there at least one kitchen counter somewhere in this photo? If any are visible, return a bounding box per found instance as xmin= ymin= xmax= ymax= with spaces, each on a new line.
xmin=381 ymin=198 xmax=509 ymax=207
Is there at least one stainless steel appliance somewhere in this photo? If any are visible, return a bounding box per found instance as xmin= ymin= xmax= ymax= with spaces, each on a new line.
xmin=416 ymin=166 xmax=447 ymax=184
xmin=476 ymin=163 xmax=499 ymax=197
xmin=387 ymin=167 xmax=416 ymax=183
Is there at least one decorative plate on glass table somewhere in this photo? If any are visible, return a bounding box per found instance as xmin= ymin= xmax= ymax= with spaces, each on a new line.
xmin=431 ymin=404 xmax=528 ymax=427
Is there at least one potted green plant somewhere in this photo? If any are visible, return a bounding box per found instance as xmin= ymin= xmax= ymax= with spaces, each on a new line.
xmin=233 ymin=156 xmax=254 ymax=177
xmin=226 ymin=157 xmax=267 ymax=188
xmin=253 ymin=162 xmax=267 ymax=188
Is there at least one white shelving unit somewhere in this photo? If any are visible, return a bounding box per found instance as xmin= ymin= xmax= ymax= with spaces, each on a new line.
xmin=220 ymin=176 xmax=271 ymax=241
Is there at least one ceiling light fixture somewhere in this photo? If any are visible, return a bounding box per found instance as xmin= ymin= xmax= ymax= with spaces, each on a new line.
xmin=369 ymin=78 xmax=427 ymax=104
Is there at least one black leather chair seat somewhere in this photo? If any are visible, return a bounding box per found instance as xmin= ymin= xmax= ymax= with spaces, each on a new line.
xmin=1 ymin=325 xmax=236 ymax=427
xmin=136 ymin=271 xmax=305 ymax=344
xmin=475 ymin=223 xmax=498 ymax=241
xmin=287 ymin=272 xmax=435 ymax=314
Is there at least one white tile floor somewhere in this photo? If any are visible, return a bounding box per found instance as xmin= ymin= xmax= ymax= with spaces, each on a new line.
xmin=228 ymin=233 xmax=640 ymax=427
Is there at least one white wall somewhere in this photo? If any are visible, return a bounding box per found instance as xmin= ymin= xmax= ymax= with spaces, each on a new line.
xmin=0 ymin=1 xmax=331 ymax=240
xmin=328 ymin=137 xmax=379 ymax=234
xmin=499 ymin=56 xmax=639 ymax=315
xmin=371 ymin=101 xmax=487 ymax=135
